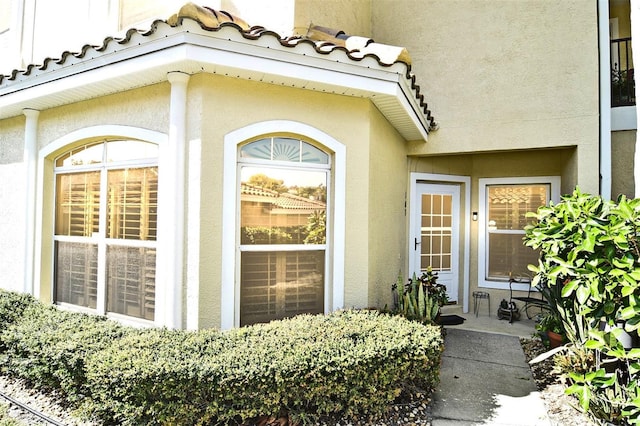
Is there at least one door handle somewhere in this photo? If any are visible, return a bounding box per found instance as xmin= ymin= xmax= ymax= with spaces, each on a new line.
xmin=414 ymin=238 xmax=420 ymax=250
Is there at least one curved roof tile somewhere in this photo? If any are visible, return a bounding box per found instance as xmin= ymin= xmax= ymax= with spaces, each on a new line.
xmin=0 ymin=2 xmax=436 ymax=131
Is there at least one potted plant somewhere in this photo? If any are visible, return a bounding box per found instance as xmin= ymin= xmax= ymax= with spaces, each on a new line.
xmin=391 ymin=268 xmax=449 ymax=324
xmin=535 ymin=312 xmax=565 ymax=348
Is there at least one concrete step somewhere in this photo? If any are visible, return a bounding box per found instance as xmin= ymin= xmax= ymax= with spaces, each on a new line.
xmin=440 ymin=303 xmax=462 ymax=315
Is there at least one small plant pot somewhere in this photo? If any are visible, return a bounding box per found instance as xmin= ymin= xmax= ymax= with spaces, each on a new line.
xmin=547 ymin=331 xmax=564 ymax=348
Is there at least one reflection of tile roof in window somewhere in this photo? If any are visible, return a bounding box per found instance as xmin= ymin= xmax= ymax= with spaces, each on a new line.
xmin=241 ymin=183 xmax=325 ymax=212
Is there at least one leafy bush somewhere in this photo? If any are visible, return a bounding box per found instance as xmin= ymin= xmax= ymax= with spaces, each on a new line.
xmin=0 ymin=291 xmax=443 ymax=425
xmin=0 ymin=289 xmax=36 ymax=353
xmin=525 ymin=189 xmax=640 ymax=424
xmin=0 ymin=301 xmax=128 ymax=403
xmin=84 ymin=310 xmax=443 ymax=425
xmin=392 ymin=269 xmax=448 ymax=324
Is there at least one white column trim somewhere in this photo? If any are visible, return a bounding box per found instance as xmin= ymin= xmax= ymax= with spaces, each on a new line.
xmin=186 ymin=137 xmax=201 ymax=330
xmin=162 ymin=71 xmax=190 ymax=329
xmin=22 ymin=108 xmax=39 ymax=295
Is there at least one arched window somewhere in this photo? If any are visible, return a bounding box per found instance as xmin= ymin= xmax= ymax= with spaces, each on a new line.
xmin=237 ymin=137 xmax=330 ymax=326
xmin=53 ymin=140 xmax=158 ymax=321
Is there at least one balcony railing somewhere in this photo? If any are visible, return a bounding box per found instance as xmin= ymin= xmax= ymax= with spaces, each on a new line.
xmin=611 ymin=37 xmax=635 ymax=107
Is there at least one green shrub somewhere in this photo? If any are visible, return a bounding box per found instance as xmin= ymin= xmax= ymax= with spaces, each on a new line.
xmin=85 ymin=310 xmax=443 ymax=425
xmin=0 ymin=289 xmax=36 ymax=330
xmin=0 ymin=290 xmax=443 ymax=425
xmin=1 ymin=302 xmax=127 ymax=404
xmin=525 ymin=189 xmax=640 ymax=424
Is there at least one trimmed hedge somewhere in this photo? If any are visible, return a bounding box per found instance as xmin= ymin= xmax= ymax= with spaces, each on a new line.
xmin=0 ymin=300 xmax=128 ymax=403
xmin=0 ymin=291 xmax=444 ymax=425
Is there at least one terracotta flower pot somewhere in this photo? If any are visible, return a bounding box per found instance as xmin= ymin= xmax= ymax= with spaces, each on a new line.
xmin=547 ymin=331 xmax=564 ymax=348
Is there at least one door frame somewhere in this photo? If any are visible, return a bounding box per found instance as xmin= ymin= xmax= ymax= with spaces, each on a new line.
xmin=409 ymin=173 xmax=471 ymax=313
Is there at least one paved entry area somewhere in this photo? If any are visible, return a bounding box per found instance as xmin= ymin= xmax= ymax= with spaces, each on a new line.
xmin=431 ymin=328 xmax=550 ymax=425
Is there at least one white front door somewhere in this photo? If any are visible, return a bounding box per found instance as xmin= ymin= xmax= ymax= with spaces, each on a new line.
xmin=411 ymin=183 xmax=460 ymax=302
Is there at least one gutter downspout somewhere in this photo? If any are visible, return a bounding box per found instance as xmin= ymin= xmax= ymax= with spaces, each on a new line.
xmin=599 ymin=0 xmax=612 ymax=200
xmin=23 ymin=108 xmax=39 ymax=295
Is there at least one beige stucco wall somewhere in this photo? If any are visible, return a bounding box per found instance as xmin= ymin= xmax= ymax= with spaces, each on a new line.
xmin=29 ymin=84 xmax=170 ymax=304
xmin=373 ymin=0 xmax=600 ymax=194
xmin=293 ymin=0 xmax=372 ymax=37
xmin=194 ymin=73 xmax=385 ymax=327
xmin=611 ymin=130 xmax=636 ymax=199
xmin=367 ymin=104 xmax=408 ymax=309
xmin=410 ymin=147 xmax=576 ymax=304
xmin=0 ymin=115 xmax=26 ymax=292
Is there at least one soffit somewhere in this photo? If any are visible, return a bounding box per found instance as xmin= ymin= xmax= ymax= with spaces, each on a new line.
xmin=0 ymin=3 xmax=436 ymax=140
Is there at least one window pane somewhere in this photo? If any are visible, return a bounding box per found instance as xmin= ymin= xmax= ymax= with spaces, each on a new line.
xmin=106 ymin=245 xmax=156 ymax=320
xmin=487 ymin=185 xmax=549 ymax=230
xmin=107 ymin=167 xmax=158 ymax=240
xmin=272 ymin=138 xmax=300 ymax=161
xmin=55 ymin=172 xmax=101 ymax=237
xmin=301 ymin=142 xmax=329 ymax=164
xmin=55 ymin=143 xmax=104 ymax=167
xmin=240 ymin=138 xmax=272 ymax=160
xmin=486 ymin=184 xmax=548 ymax=279
xmin=487 ymin=233 xmax=540 ymax=279
xmin=106 ymin=140 xmax=158 ymax=163
xmin=240 ymin=167 xmax=326 ymax=245
xmin=240 ymin=250 xmax=324 ymax=326
xmin=55 ymin=241 xmax=98 ymax=308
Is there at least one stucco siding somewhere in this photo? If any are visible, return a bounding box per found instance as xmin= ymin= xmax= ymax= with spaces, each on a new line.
xmin=367 ymin=104 xmax=407 ymax=309
xmin=35 ymin=83 xmax=170 ymax=151
xmin=374 ymin=0 xmax=599 ymax=192
xmin=195 ymin=73 xmax=372 ymax=327
xmin=611 ymin=130 xmax=636 ymax=199
xmin=0 ymin=116 xmax=26 ymax=292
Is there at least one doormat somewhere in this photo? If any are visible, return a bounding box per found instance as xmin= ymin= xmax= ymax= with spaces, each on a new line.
xmin=438 ymin=315 xmax=466 ymax=326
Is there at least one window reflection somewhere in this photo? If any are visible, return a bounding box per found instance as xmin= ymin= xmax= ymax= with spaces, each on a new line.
xmin=240 ymin=167 xmax=327 ymax=245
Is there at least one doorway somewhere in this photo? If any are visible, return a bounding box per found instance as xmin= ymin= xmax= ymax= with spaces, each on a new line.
xmin=410 ymin=183 xmax=460 ymax=302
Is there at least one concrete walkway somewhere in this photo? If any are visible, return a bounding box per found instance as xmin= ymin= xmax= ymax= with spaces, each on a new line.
xmin=431 ymin=328 xmax=550 ymax=426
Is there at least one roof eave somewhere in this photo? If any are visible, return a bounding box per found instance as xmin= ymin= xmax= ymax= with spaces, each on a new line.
xmin=0 ymin=20 xmax=430 ymax=140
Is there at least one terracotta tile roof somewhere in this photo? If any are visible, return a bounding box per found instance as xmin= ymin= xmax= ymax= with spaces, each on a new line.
xmin=0 ymin=2 xmax=436 ymax=134
xmin=241 ymin=183 xmax=326 ymax=212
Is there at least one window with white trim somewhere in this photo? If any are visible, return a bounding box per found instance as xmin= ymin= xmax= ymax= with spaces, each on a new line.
xmin=237 ymin=137 xmax=329 ymax=326
xmin=53 ymin=140 xmax=158 ymax=321
xmin=478 ymin=177 xmax=560 ymax=289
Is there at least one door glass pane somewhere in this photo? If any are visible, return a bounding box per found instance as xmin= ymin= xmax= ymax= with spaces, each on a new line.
xmin=420 ymin=193 xmax=453 ymax=273
xmin=106 ymin=245 xmax=156 ymax=320
xmin=240 ymin=167 xmax=327 ymax=245
xmin=107 ymin=167 xmax=158 ymax=241
xmin=55 ymin=172 xmax=101 ymax=237
xmin=55 ymin=241 xmax=98 ymax=308
xmin=240 ymin=250 xmax=324 ymax=326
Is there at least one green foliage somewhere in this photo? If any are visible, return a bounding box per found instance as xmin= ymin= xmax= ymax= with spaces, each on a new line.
xmin=84 ymin=310 xmax=443 ymax=425
xmin=525 ymin=188 xmax=640 ymax=424
xmin=0 ymin=289 xmax=36 ymax=352
xmin=0 ymin=301 xmax=127 ymax=404
xmin=535 ymin=312 xmax=564 ymax=335
xmin=303 ymin=210 xmax=326 ymax=244
xmin=392 ymin=268 xmax=448 ymax=324
xmin=0 ymin=291 xmax=443 ymax=425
